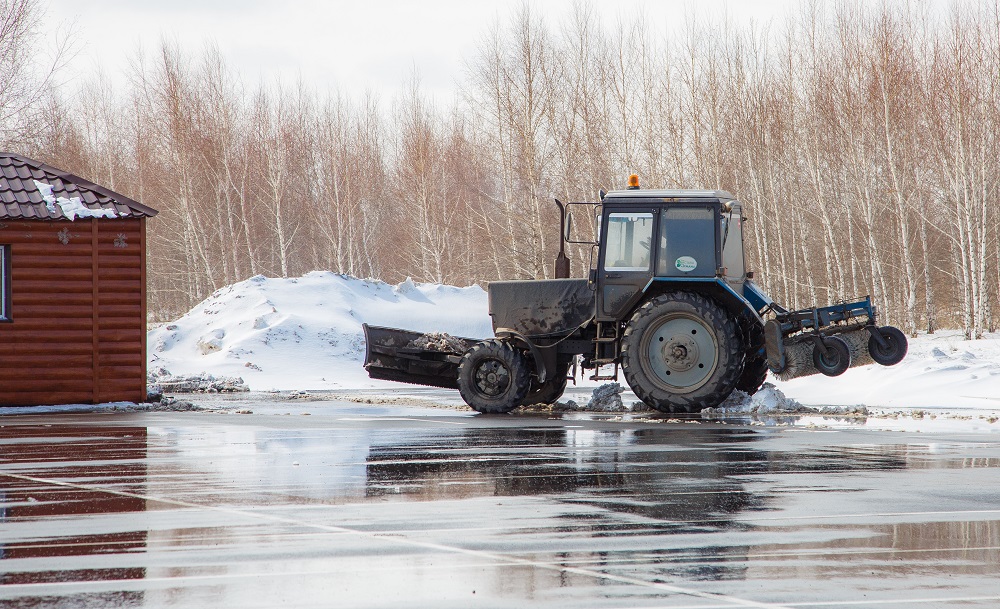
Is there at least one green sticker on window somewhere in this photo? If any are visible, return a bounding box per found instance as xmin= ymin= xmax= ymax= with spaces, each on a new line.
xmin=675 ymin=256 xmax=697 ymax=272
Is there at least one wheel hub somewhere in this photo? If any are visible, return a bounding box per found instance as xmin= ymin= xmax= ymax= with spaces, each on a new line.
xmin=643 ymin=313 xmax=719 ymax=392
xmin=662 ymin=335 xmax=700 ymax=372
xmin=474 ymin=359 xmax=510 ymax=396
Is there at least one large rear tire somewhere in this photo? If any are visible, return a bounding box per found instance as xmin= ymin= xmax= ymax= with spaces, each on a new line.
xmin=621 ymin=293 xmax=743 ymax=413
xmin=457 ymin=339 xmax=531 ymax=414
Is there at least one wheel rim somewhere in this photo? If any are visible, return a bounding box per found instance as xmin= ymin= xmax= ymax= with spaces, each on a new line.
xmin=474 ymin=358 xmax=511 ymax=396
xmin=874 ymin=336 xmax=896 ymax=358
xmin=818 ymin=347 xmax=839 ymax=367
xmin=641 ymin=313 xmax=719 ymax=393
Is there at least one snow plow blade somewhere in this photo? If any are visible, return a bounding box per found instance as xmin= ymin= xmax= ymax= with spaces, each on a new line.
xmin=362 ymin=324 xmax=480 ymax=390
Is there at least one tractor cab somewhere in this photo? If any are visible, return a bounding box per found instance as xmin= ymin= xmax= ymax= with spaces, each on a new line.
xmin=593 ymin=188 xmax=745 ymax=322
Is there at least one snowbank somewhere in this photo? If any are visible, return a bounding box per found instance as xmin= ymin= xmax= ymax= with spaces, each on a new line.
xmin=149 ymin=273 xmax=1000 ymax=411
xmin=148 ymin=273 xmax=491 ymax=391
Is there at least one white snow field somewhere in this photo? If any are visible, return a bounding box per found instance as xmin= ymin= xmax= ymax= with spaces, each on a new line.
xmin=148 ymin=273 xmax=1000 ymax=412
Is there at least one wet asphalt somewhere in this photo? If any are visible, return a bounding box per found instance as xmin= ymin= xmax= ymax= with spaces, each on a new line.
xmin=1 ymin=395 xmax=999 ymax=608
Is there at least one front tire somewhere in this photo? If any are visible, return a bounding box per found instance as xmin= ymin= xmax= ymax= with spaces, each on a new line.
xmin=621 ymin=293 xmax=743 ymax=413
xmin=457 ymin=339 xmax=531 ymax=414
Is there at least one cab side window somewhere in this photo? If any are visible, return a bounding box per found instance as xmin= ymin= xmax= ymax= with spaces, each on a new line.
xmin=604 ymin=213 xmax=654 ymax=271
xmin=657 ymin=206 xmax=716 ymax=277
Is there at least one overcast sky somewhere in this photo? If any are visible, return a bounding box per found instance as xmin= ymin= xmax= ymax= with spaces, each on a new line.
xmin=46 ymin=0 xmax=807 ymax=105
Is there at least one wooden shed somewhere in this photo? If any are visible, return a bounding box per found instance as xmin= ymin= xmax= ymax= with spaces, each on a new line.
xmin=0 ymin=153 xmax=157 ymax=406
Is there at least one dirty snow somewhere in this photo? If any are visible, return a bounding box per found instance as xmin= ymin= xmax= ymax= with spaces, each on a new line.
xmin=149 ymin=273 xmax=1000 ymax=413
xmin=554 ymin=382 xmax=644 ymax=413
xmin=703 ymin=383 xmax=867 ymax=416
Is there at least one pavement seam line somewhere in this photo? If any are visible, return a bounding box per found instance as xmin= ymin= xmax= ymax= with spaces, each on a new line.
xmin=0 ymin=470 xmax=790 ymax=609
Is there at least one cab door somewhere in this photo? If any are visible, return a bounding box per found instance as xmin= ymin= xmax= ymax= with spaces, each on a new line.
xmin=597 ymin=209 xmax=656 ymax=321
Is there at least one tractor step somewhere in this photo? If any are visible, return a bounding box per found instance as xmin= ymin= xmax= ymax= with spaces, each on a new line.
xmin=589 ymin=360 xmax=619 ymax=381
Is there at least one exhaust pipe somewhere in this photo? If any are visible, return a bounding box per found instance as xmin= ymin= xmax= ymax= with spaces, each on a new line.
xmin=554 ymin=198 xmax=570 ymax=278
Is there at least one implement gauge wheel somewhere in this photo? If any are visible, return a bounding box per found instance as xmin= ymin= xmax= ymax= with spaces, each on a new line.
xmin=621 ymin=292 xmax=743 ymax=413
xmin=457 ymin=339 xmax=531 ymax=414
xmin=868 ymin=325 xmax=908 ymax=366
xmin=813 ymin=336 xmax=851 ymax=377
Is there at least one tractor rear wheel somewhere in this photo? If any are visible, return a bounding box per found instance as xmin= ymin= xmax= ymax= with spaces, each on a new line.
xmin=736 ymin=356 xmax=768 ymax=395
xmin=621 ymin=293 xmax=743 ymax=413
xmin=521 ymin=360 xmax=571 ymax=406
xmin=458 ymin=339 xmax=532 ymax=414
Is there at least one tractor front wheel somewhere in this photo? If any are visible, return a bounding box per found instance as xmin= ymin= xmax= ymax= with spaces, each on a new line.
xmin=457 ymin=339 xmax=531 ymax=414
xmin=621 ymin=293 xmax=743 ymax=413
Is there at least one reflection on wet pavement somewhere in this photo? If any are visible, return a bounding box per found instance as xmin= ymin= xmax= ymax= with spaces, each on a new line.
xmin=0 ymin=406 xmax=998 ymax=608
xmin=0 ymin=425 xmax=147 ymax=607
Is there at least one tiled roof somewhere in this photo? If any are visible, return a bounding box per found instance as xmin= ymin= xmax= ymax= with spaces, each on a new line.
xmin=0 ymin=153 xmax=158 ymax=220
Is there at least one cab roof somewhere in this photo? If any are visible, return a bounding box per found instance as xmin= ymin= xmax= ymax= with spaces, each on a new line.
xmin=601 ymin=188 xmax=735 ymax=205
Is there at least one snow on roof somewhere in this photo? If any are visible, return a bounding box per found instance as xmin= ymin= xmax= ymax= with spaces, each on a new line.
xmin=0 ymin=153 xmax=157 ymax=220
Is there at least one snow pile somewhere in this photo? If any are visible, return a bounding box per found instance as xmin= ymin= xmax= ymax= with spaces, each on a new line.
xmin=586 ymin=382 xmax=625 ymax=412
xmin=408 ymin=332 xmax=470 ymax=353
xmin=702 ymin=383 xmax=867 ymax=416
xmin=147 ymin=367 xmax=248 ymax=394
xmin=705 ymin=384 xmax=801 ymax=414
xmin=148 ymin=273 xmax=491 ymax=391
xmin=554 ymin=383 xmax=650 ymax=412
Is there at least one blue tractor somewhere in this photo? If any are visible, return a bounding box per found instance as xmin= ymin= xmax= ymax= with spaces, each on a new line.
xmin=364 ymin=179 xmax=907 ymax=413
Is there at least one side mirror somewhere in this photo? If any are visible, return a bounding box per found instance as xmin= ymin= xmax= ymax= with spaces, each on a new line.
xmin=564 ymin=211 xmax=574 ymax=243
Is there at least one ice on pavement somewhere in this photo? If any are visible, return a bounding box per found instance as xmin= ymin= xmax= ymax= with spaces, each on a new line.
xmin=149 ymin=272 xmax=1000 ymax=411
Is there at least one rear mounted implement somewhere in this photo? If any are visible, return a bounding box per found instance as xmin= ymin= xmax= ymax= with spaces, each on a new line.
xmin=363 ymin=324 xmax=479 ymax=390
xmin=761 ymin=297 xmax=906 ymax=381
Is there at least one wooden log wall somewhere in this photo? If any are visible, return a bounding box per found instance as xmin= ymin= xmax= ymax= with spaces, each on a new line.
xmin=0 ymin=218 xmax=147 ymax=406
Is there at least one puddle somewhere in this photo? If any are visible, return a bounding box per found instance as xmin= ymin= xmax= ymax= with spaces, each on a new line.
xmin=1 ymin=412 xmax=999 ymax=607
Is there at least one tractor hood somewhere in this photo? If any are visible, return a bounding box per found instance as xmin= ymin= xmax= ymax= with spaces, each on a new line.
xmin=488 ymin=278 xmax=595 ymax=337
